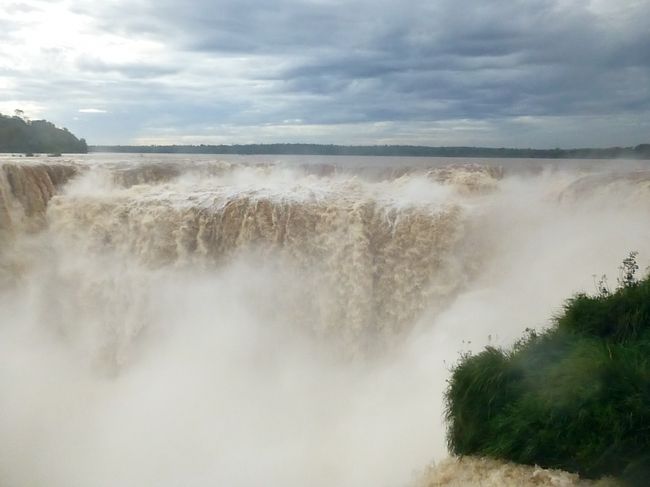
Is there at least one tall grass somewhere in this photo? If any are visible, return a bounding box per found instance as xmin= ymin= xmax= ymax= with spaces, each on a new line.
xmin=445 ymin=257 xmax=650 ymax=486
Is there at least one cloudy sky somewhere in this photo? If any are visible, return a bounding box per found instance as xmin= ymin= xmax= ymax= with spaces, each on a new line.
xmin=0 ymin=0 xmax=649 ymax=147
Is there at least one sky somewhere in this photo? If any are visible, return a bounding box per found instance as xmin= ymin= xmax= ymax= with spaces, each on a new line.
xmin=0 ymin=0 xmax=649 ymax=147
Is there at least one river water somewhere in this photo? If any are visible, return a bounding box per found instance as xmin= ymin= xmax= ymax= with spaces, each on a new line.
xmin=0 ymin=153 xmax=648 ymax=486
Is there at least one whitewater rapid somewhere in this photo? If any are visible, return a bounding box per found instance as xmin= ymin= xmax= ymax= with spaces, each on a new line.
xmin=0 ymin=154 xmax=648 ymax=486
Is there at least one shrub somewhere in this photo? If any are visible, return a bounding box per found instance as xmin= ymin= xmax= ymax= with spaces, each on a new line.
xmin=445 ymin=256 xmax=650 ymax=486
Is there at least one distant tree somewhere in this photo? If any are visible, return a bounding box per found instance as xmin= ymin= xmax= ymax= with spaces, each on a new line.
xmin=0 ymin=113 xmax=87 ymax=153
xmin=635 ymin=144 xmax=650 ymax=158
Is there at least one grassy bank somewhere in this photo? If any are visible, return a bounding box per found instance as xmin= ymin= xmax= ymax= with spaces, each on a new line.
xmin=445 ymin=254 xmax=650 ymax=486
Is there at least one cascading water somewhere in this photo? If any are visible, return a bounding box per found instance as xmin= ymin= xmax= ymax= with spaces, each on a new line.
xmin=1 ymin=154 xmax=649 ymax=486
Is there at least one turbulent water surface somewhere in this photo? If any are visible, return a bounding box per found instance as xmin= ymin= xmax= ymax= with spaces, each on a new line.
xmin=1 ymin=153 xmax=649 ymax=486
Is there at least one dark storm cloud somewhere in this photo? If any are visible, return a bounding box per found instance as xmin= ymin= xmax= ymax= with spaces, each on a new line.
xmin=5 ymin=0 xmax=650 ymax=145
xmin=93 ymin=0 xmax=648 ymax=121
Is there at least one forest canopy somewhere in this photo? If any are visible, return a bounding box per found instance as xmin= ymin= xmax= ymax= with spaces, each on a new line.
xmin=0 ymin=113 xmax=87 ymax=154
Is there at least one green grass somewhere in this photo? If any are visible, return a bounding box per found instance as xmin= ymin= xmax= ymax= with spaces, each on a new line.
xmin=445 ymin=269 xmax=650 ymax=486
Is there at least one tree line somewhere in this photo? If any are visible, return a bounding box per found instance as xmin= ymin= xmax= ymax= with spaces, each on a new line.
xmin=89 ymin=143 xmax=650 ymax=159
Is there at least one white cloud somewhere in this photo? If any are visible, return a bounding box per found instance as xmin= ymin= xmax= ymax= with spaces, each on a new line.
xmin=78 ymin=108 xmax=108 ymax=113
xmin=0 ymin=100 xmax=46 ymax=118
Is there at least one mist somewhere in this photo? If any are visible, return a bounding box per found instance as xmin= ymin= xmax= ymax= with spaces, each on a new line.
xmin=1 ymin=156 xmax=649 ymax=486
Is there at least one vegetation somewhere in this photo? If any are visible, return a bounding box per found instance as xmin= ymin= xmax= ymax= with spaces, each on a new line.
xmin=445 ymin=253 xmax=650 ymax=486
xmin=0 ymin=112 xmax=87 ymax=154
xmin=89 ymin=143 xmax=650 ymax=159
